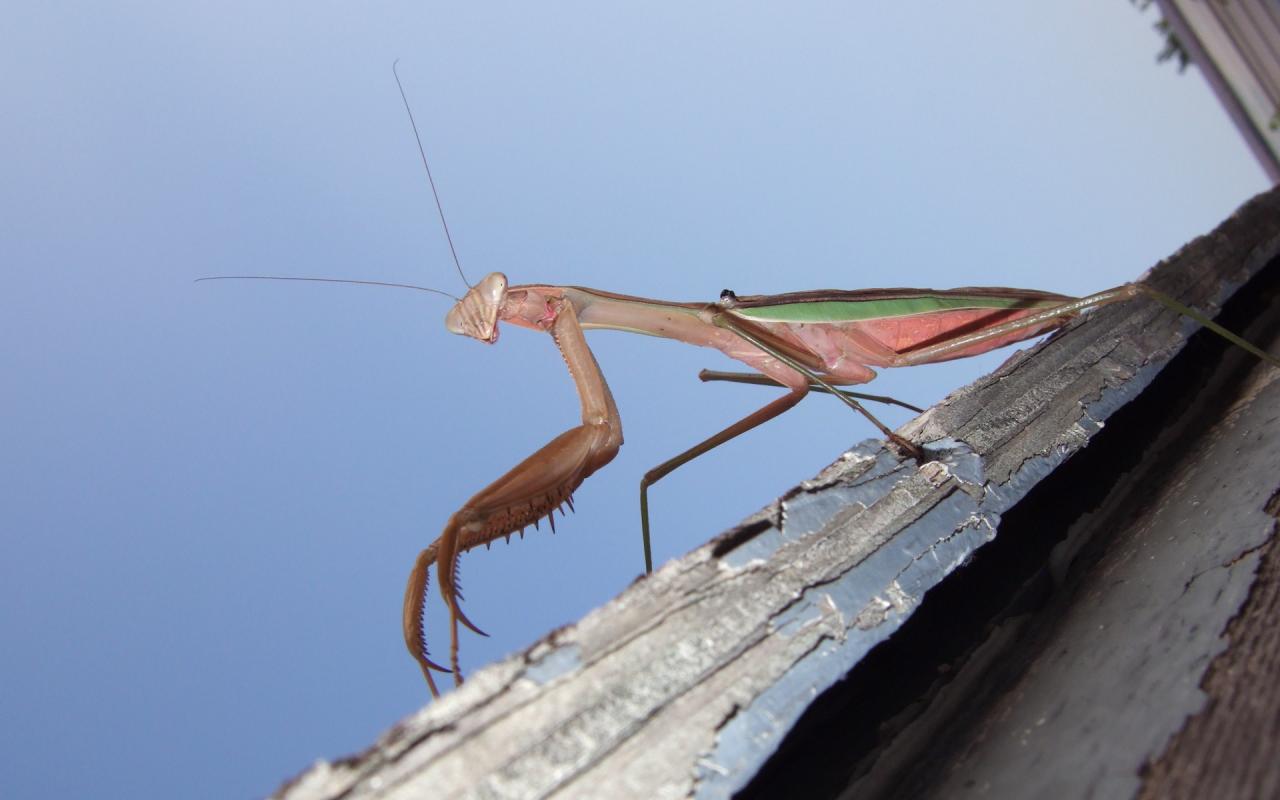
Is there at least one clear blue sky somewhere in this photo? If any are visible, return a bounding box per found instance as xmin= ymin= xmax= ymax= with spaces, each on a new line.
xmin=1 ymin=3 xmax=1268 ymax=798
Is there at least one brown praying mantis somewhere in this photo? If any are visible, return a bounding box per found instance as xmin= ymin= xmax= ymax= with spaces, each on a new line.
xmin=400 ymin=272 xmax=1278 ymax=696
xmin=203 ymin=67 xmax=1280 ymax=698
xmin=206 ymin=249 xmax=1278 ymax=700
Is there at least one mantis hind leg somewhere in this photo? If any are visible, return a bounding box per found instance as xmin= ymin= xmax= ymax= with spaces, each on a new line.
xmin=639 ymin=388 xmax=808 ymax=573
xmin=1136 ymin=284 xmax=1280 ymax=369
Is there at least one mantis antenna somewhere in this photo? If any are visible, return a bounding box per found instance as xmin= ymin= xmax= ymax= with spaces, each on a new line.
xmin=193 ymin=275 xmax=460 ymax=301
xmin=393 ymin=59 xmax=471 ymax=289
xmin=196 ymin=63 xmax=479 ymax=301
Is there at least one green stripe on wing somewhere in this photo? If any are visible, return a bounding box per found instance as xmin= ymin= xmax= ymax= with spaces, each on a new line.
xmin=731 ymin=294 xmax=1066 ymax=323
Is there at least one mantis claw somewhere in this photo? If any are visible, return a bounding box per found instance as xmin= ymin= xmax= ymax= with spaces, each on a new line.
xmin=420 ymin=653 xmax=450 ymax=673
xmin=452 ymin=603 xmax=489 ymax=638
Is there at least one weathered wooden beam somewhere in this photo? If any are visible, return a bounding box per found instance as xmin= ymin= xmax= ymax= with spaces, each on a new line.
xmin=750 ymin=204 xmax=1280 ymax=799
xmin=274 ymin=186 xmax=1280 ymax=800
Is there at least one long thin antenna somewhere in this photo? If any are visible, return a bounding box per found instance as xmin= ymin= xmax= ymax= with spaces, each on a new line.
xmin=195 ymin=275 xmax=460 ymax=301
xmin=393 ymin=59 xmax=470 ymax=289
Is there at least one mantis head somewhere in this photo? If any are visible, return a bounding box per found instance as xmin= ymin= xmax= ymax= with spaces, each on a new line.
xmin=445 ymin=272 xmax=508 ymax=343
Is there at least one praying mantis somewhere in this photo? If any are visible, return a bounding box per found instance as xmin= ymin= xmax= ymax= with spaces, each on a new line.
xmin=403 ymin=272 xmax=1279 ymax=696
xmin=207 ymin=244 xmax=1280 ymax=701
xmin=206 ymin=67 xmax=1280 ymax=699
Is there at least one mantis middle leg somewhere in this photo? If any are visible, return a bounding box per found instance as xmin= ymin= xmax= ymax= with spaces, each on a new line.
xmin=638 ymin=311 xmax=936 ymax=573
xmin=639 ymin=385 xmax=809 ymax=573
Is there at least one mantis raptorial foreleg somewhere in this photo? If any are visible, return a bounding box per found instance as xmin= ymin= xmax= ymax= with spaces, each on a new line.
xmin=403 ymin=298 xmax=623 ymax=693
